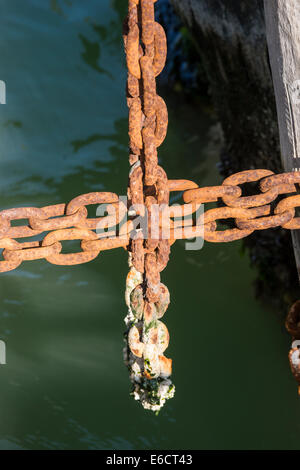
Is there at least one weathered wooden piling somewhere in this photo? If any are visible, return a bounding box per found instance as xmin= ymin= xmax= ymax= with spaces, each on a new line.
xmin=264 ymin=0 xmax=300 ymax=279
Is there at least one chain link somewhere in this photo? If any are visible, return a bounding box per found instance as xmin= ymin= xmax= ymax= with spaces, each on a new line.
xmin=286 ymin=301 xmax=300 ymax=394
xmin=3 ymin=171 xmax=300 ymax=269
xmin=124 ymin=0 xmax=173 ymax=408
xmin=0 ymin=193 xmax=128 ymax=272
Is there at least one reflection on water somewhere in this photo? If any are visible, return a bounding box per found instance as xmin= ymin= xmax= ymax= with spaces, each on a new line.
xmin=0 ymin=0 xmax=299 ymax=451
xmin=70 ymin=117 xmax=127 ymax=154
xmin=78 ymin=34 xmax=112 ymax=78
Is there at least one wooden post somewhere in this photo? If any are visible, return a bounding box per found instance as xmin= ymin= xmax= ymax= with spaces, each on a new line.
xmin=264 ymin=0 xmax=300 ymax=279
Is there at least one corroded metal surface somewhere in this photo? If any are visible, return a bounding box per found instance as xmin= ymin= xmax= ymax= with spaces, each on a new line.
xmin=286 ymin=301 xmax=300 ymax=339
xmin=286 ymin=301 xmax=300 ymax=394
xmin=124 ymin=0 xmax=173 ymax=411
xmin=0 ymin=194 xmax=131 ymax=272
xmin=288 ymin=348 xmax=300 ymax=395
xmin=3 ymin=170 xmax=300 ymax=271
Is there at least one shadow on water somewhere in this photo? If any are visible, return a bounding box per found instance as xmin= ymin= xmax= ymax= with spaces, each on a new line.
xmin=0 ymin=0 xmax=299 ymax=451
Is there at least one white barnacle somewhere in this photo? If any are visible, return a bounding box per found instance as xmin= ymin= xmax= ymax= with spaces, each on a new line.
xmin=291 ymin=348 xmax=300 ymax=366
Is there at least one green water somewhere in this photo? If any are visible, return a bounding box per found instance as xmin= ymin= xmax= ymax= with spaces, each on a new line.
xmin=0 ymin=0 xmax=299 ymax=450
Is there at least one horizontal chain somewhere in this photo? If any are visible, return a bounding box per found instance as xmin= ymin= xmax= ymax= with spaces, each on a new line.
xmin=0 ymin=191 xmax=128 ymax=272
xmin=1 ymin=170 xmax=300 ymax=272
xmin=182 ymin=169 xmax=300 ymax=241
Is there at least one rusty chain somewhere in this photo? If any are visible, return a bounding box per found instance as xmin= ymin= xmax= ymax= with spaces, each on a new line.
xmin=0 ymin=0 xmax=299 ymax=406
xmin=123 ymin=0 xmax=174 ymax=410
xmin=286 ymin=301 xmax=300 ymax=394
xmin=0 ymin=193 xmax=129 ymax=272
xmin=2 ymin=171 xmax=300 ymax=272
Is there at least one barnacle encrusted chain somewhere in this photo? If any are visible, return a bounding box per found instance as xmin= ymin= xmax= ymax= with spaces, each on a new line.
xmin=123 ymin=0 xmax=174 ymax=412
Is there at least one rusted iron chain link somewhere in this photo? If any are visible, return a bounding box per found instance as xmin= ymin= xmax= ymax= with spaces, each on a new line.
xmin=286 ymin=301 xmax=300 ymax=394
xmin=0 ymin=193 xmax=129 ymax=272
xmin=3 ymin=171 xmax=300 ymax=270
xmin=181 ymin=170 xmax=300 ymax=241
xmin=123 ymin=0 xmax=174 ymax=411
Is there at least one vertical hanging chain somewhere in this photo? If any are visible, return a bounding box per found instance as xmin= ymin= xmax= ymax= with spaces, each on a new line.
xmin=286 ymin=301 xmax=300 ymax=393
xmin=123 ymin=0 xmax=175 ymax=411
